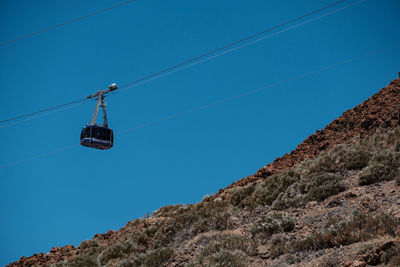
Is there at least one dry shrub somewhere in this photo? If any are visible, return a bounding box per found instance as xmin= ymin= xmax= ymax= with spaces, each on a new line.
xmin=306 ymin=143 xmax=372 ymax=173
xmin=229 ymin=184 xmax=255 ymax=208
xmin=358 ymin=151 xmax=400 ymax=185
xmin=98 ymin=240 xmax=137 ymax=265
xmin=252 ymin=169 xmax=300 ymax=206
xmin=269 ymin=234 xmax=286 ymax=259
xmin=305 ymin=173 xmax=346 ymax=202
xmin=288 ymin=213 xmax=398 ymax=252
xmin=381 ymin=243 xmax=400 ymax=265
xmin=187 ymin=250 xmax=245 ymax=267
xmin=56 ymin=247 xmax=100 ymax=267
xmin=188 ymin=234 xmax=256 ymax=267
xmin=250 ymin=212 xmax=295 ymax=239
xmin=115 ymin=247 xmax=174 ymax=267
xmin=153 ymin=204 xmax=186 ymax=218
xmin=140 ymin=247 xmax=175 ymax=267
xmin=271 ymin=172 xmax=346 ymax=210
xmin=317 ymin=255 xmax=341 ymax=267
xmin=153 ymin=200 xmax=234 ymax=246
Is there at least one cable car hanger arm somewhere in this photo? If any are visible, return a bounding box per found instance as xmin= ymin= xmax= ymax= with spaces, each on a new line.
xmin=86 ymin=83 xmax=118 ymax=99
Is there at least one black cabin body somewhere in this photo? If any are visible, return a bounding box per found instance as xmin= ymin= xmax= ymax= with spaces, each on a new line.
xmin=80 ymin=125 xmax=113 ymax=150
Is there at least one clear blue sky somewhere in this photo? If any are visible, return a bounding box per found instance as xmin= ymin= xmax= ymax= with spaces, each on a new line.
xmin=0 ymin=0 xmax=399 ymax=265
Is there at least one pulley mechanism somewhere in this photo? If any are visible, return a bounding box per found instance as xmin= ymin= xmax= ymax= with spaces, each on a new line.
xmin=80 ymin=83 xmax=118 ymax=150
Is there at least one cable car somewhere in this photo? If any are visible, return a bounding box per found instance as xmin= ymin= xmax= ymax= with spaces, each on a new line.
xmin=80 ymin=83 xmax=117 ymax=150
xmin=80 ymin=124 xmax=114 ymax=150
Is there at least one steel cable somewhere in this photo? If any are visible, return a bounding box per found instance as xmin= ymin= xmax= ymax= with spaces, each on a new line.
xmin=0 ymin=0 xmax=135 ymax=47
xmin=1 ymin=42 xmax=399 ymax=169
xmin=0 ymin=0 xmax=355 ymax=126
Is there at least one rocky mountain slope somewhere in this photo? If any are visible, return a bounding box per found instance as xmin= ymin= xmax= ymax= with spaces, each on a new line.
xmin=8 ymin=77 xmax=400 ymax=267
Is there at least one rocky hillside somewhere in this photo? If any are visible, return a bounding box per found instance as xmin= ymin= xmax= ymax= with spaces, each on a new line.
xmin=9 ymin=78 xmax=400 ymax=267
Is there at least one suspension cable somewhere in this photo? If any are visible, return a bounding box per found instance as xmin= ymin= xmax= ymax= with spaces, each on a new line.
xmin=0 ymin=98 xmax=88 ymax=125
xmin=114 ymin=0 xmax=365 ymax=94
xmin=1 ymin=42 xmax=398 ymax=170
xmin=0 ymin=100 xmax=88 ymax=129
xmin=0 ymin=0 xmax=356 ymax=126
xmin=0 ymin=0 xmax=135 ymax=47
xmin=118 ymin=0 xmax=351 ymax=89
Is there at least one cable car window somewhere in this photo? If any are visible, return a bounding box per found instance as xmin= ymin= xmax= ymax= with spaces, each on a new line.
xmin=103 ymin=129 xmax=110 ymax=140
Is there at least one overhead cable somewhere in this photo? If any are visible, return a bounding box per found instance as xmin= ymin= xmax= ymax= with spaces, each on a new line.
xmin=1 ymin=42 xmax=399 ymax=169
xmin=0 ymin=0 xmax=135 ymax=47
xmin=0 ymin=101 xmax=88 ymax=129
xmin=0 ymin=98 xmax=88 ymax=125
xmin=0 ymin=0 xmax=359 ymax=126
xmin=117 ymin=0 xmax=351 ymax=90
xmin=115 ymin=0 xmax=365 ymax=94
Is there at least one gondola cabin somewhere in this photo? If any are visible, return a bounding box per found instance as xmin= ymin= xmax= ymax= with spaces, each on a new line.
xmin=81 ymin=83 xmax=118 ymax=150
xmin=80 ymin=124 xmax=113 ymax=150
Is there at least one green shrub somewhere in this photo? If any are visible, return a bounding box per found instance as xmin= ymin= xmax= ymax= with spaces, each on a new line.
xmin=204 ymin=250 xmax=245 ymax=267
xmin=305 ymin=173 xmax=346 ymax=202
xmin=381 ymin=243 xmax=400 ymax=265
xmin=192 ymin=211 xmax=231 ymax=234
xmin=153 ymin=201 xmax=235 ymax=246
xmin=343 ymin=150 xmax=372 ymax=169
xmin=58 ymin=247 xmax=100 ymax=267
xmin=115 ymin=247 xmax=174 ymax=267
xmin=199 ymin=234 xmax=257 ymax=256
xmin=153 ymin=204 xmax=185 ymax=218
xmin=307 ymin=143 xmax=371 ymax=173
xmin=188 ymin=234 xmax=257 ymax=266
xmin=187 ymin=250 xmax=245 ymax=267
xmin=252 ymin=169 xmax=300 ymax=206
xmin=288 ymin=213 xmax=399 ymax=252
xmin=271 ymin=172 xmax=345 ymax=210
xmin=307 ymin=153 xmax=337 ymax=173
xmin=229 ymin=184 xmax=255 ymax=207
xmin=141 ymin=247 xmax=175 ymax=267
xmin=98 ymin=240 xmax=137 ymax=265
xmin=153 ymin=218 xmax=178 ymax=246
xmin=250 ymin=212 xmax=295 ymax=239
xmin=268 ymin=234 xmax=286 ymax=259
xmin=358 ymin=151 xmax=399 ymax=185
xmin=318 ymin=256 xmax=340 ymax=267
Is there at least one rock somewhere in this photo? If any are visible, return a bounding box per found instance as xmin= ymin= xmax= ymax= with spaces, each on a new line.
xmin=352 ymin=260 xmax=366 ymax=267
xmin=328 ymin=199 xmax=342 ymax=207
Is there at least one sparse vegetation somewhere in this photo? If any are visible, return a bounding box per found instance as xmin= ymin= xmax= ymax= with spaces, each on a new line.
xmin=269 ymin=234 xmax=286 ymax=259
xmin=305 ymin=172 xmax=346 ymax=202
xmin=358 ymin=151 xmax=399 ymax=185
xmin=229 ymin=184 xmax=255 ymax=208
xmin=317 ymin=255 xmax=341 ymax=267
xmin=113 ymin=247 xmax=174 ymax=267
xmin=98 ymin=240 xmax=137 ymax=265
xmin=381 ymin=243 xmax=400 ymax=265
xmin=187 ymin=234 xmax=257 ymax=267
xmin=250 ymin=212 xmax=295 ymax=239
xmin=40 ymin=127 xmax=400 ymax=267
xmin=253 ymin=169 xmax=300 ymax=206
xmin=288 ymin=213 xmax=399 ymax=252
xmin=55 ymin=247 xmax=100 ymax=267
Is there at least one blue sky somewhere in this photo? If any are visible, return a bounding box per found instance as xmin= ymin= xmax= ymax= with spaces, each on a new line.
xmin=0 ymin=0 xmax=399 ymax=265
